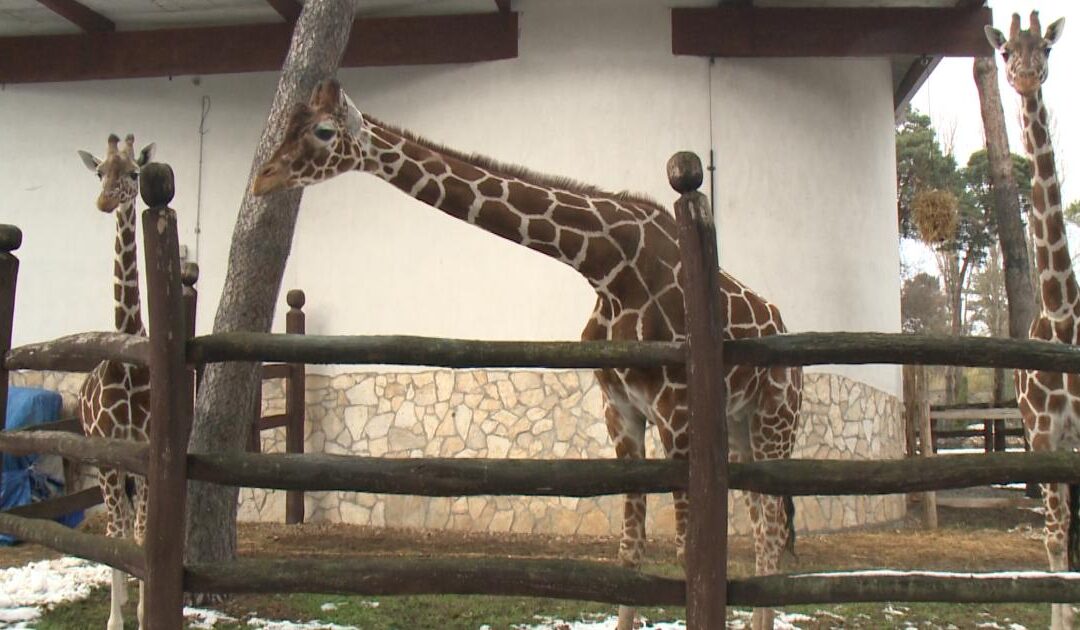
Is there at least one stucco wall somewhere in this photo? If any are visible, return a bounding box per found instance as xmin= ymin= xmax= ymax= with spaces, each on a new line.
xmin=1 ymin=0 xmax=900 ymax=398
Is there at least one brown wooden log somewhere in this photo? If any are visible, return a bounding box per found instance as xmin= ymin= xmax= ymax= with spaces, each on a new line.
xmin=730 ymin=570 xmax=1080 ymax=606
xmin=5 ymin=486 xmax=103 ymax=519
xmin=190 ymin=332 xmax=685 ymax=369
xmin=183 ymin=559 xmax=1080 ymax=607
xmin=141 ymin=164 xmax=193 ymax=629
xmin=0 ymin=431 xmax=147 ymax=474
xmin=671 ymin=150 xmax=727 ymax=628
xmin=257 ymin=414 xmax=290 ymax=431
xmin=725 ymin=332 xmax=1080 ymax=371
xmin=186 ymin=450 xmax=1080 ymax=497
xmin=284 ymin=289 xmax=306 ymax=525
xmin=5 ymin=331 xmax=149 ymax=371
xmin=189 ymin=331 xmax=1080 ymax=373
xmin=184 ymin=557 xmax=686 ymax=606
xmin=187 ymin=453 xmax=685 ymax=496
xmin=0 ymin=512 xmax=144 ymax=578
xmin=0 ymin=227 xmax=21 ymax=432
xmin=260 ymin=363 xmax=291 ymax=379
xmin=11 ymin=417 xmax=84 ymax=434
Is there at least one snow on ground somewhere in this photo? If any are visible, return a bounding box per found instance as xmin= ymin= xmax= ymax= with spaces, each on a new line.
xmin=0 ymin=556 xmax=111 ymax=628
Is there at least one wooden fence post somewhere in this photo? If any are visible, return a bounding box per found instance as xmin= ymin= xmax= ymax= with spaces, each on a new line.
xmin=284 ymin=289 xmax=306 ymax=525
xmin=0 ymin=225 xmax=21 ymax=431
xmin=904 ymin=365 xmax=937 ymax=529
xmin=669 ymin=152 xmax=728 ymax=629
xmin=182 ymin=262 xmax=199 ymax=401
xmin=140 ymin=164 xmax=192 ymax=629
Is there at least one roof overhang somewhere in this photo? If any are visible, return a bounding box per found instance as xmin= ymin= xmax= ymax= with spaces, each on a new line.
xmin=0 ymin=0 xmax=990 ymax=116
xmin=671 ymin=1 xmax=991 ymax=121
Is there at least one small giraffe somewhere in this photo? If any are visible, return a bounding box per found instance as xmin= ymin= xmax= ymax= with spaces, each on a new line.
xmin=985 ymin=12 xmax=1074 ymax=630
xmin=253 ymin=79 xmax=802 ymax=630
xmin=76 ymin=134 xmax=155 ymax=630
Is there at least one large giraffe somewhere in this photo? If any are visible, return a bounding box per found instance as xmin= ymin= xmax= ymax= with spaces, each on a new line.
xmin=252 ymin=79 xmax=802 ymax=630
xmin=76 ymin=134 xmax=155 ymax=630
xmin=985 ymin=12 xmax=1074 ymax=630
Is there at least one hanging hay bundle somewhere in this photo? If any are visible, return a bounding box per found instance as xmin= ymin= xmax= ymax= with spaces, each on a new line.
xmin=912 ymin=189 xmax=959 ymax=244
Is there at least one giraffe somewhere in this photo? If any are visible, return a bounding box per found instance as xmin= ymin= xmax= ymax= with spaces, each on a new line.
xmin=76 ymin=133 xmax=155 ymax=630
xmin=985 ymin=12 xmax=1075 ymax=630
xmin=252 ymin=79 xmax=802 ymax=630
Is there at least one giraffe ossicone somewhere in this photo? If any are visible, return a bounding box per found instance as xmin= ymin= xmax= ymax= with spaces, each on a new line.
xmin=986 ymin=12 xmax=1075 ymax=630
xmin=76 ymin=133 xmax=155 ymax=630
xmin=253 ymin=78 xmax=802 ymax=630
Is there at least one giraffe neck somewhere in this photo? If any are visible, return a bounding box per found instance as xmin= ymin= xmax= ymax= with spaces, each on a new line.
xmin=113 ymin=200 xmax=145 ymax=336
xmin=358 ymin=118 xmax=674 ymax=290
xmin=1022 ymin=90 xmax=1078 ymax=320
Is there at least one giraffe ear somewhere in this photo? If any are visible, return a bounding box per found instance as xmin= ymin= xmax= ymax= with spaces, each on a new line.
xmin=984 ymin=25 xmax=1008 ymax=51
xmin=77 ymin=150 xmax=101 ymax=172
xmin=136 ymin=143 xmax=156 ymax=167
xmin=340 ymin=91 xmax=363 ymax=137
xmin=1045 ymin=18 xmax=1065 ymax=47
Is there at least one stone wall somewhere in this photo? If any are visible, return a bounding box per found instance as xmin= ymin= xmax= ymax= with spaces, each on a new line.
xmin=8 ymin=368 xmax=905 ymax=535
xmin=241 ymin=369 xmax=905 ymax=535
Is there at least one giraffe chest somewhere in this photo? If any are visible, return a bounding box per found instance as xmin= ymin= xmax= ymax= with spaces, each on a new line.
xmin=78 ymin=360 xmax=151 ymax=441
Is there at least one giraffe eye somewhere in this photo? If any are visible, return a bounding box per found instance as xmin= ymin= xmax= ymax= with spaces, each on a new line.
xmin=1001 ymin=51 xmax=1011 ymax=62
xmin=313 ymin=124 xmax=336 ymax=142
xmin=129 ymin=172 xmax=138 ymax=181
xmin=96 ymin=173 xmax=103 ymax=180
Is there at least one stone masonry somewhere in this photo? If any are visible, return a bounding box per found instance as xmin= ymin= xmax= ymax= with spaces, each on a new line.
xmin=10 ymin=369 xmax=905 ymax=536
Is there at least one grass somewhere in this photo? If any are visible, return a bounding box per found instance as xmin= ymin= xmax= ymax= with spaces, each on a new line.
xmin=19 ymin=504 xmax=1065 ymax=628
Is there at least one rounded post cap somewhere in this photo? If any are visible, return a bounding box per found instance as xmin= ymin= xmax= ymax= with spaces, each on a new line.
xmin=140 ymin=163 xmax=175 ymax=207
xmin=667 ymin=152 xmax=704 ymax=194
xmin=286 ymin=289 xmax=306 ymax=309
xmin=181 ymin=261 xmax=200 ymax=287
xmin=0 ymin=225 xmax=22 ymax=253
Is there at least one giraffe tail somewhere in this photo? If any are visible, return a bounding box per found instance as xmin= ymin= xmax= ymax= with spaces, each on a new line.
xmin=783 ymin=495 xmax=797 ymax=559
xmin=1069 ymin=483 xmax=1080 ymax=571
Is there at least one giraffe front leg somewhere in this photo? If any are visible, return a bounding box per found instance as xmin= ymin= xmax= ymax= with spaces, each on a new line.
xmin=606 ymin=403 xmax=646 ymax=630
xmin=132 ymin=476 xmax=148 ymax=630
xmin=100 ymin=468 xmax=132 ymax=630
xmin=1043 ymin=482 xmax=1076 ymax=630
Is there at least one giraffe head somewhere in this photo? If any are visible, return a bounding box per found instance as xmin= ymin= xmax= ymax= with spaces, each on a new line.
xmin=77 ymin=134 xmax=155 ymax=212
xmin=985 ymin=11 xmax=1065 ymax=97
xmin=252 ymin=79 xmax=369 ymax=196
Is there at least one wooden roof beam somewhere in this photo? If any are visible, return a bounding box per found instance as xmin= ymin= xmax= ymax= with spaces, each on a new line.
xmin=494 ymin=0 xmax=510 ymax=12
xmin=264 ymin=0 xmax=301 ymax=23
xmin=0 ymin=12 xmax=518 ymax=84
xmin=672 ymin=6 xmax=993 ymax=58
xmin=35 ymin=0 xmax=114 ymax=32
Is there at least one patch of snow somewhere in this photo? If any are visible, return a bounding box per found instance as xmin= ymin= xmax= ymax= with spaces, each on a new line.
xmin=185 ymin=607 xmax=239 ymax=628
xmin=319 ymin=603 xmax=338 ymax=612
xmin=247 ymin=619 xmax=359 ymax=630
xmin=883 ymin=605 xmax=908 ymax=617
xmin=0 ymin=556 xmax=111 ymax=624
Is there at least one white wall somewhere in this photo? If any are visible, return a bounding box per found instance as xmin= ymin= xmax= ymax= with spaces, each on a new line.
xmin=0 ymin=0 xmax=901 ymax=395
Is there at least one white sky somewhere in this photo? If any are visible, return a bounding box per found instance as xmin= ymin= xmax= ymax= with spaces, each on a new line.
xmin=902 ymin=0 xmax=1077 ymax=278
xmin=909 ymin=0 xmax=1076 ymax=204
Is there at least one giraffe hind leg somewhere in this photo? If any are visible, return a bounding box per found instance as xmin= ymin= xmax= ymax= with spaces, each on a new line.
xmin=99 ymin=468 xmax=133 ymax=630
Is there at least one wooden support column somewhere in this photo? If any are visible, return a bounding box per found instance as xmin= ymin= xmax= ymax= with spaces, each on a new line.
xmin=0 ymin=225 xmax=21 ymax=431
xmin=670 ymin=152 xmax=728 ymax=629
xmin=905 ymin=365 xmax=937 ymax=529
xmin=141 ymin=164 xmax=193 ymax=629
xmin=181 ymin=262 xmax=200 ymax=400
xmin=284 ymin=289 xmax=306 ymax=525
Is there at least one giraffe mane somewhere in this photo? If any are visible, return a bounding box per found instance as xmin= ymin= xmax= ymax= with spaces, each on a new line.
xmin=366 ymin=115 xmax=668 ymax=213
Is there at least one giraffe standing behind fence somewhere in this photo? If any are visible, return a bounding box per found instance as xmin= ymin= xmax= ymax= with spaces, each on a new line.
xmin=985 ymin=12 xmax=1075 ymax=630
xmin=251 ymin=79 xmax=802 ymax=630
xmin=76 ymin=134 xmax=155 ymax=630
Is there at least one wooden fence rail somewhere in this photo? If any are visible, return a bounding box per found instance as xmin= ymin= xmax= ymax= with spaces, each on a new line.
xmin=4 ymin=331 xmax=149 ymax=371
xmin=0 ymin=430 xmax=147 ymax=473
xmin=0 ymin=512 xmax=144 ymax=578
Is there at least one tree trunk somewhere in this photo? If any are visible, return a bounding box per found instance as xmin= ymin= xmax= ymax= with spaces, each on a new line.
xmin=974 ymin=56 xmax=1038 ymax=495
xmin=973 ymin=57 xmax=1037 ymax=342
xmin=184 ymin=0 xmax=354 ymax=576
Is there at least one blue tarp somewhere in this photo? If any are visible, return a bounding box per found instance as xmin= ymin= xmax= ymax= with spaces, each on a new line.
xmin=2 ymin=387 xmax=84 ymax=545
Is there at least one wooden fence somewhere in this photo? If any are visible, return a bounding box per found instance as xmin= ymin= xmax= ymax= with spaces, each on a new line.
xmin=7 ymin=156 xmax=1080 ymax=628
